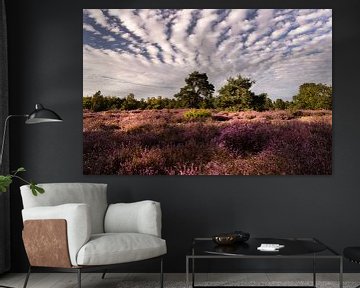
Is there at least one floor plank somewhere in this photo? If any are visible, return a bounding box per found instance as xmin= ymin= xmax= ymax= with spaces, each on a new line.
xmin=0 ymin=273 xmax=359 ymax=288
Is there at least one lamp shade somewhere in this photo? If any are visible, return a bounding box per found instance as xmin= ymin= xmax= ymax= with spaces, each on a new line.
xmin=25 ymin=104 xmax=63 ymax=124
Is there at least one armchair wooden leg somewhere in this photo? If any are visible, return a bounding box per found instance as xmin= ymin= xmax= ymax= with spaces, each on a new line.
xmin=23 ymin=266 xmax=31 ymax=288
xmin=101 ymin=270 xmax=107 ymax=279
xmin=77 ymin=269 xmax=81 ymax=288
xmin=160 ymin=257 xmax=164 ymax=288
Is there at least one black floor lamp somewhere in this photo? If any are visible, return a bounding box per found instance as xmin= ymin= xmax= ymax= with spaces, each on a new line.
xmin=0 ymin=103 xmax=63 ymax=167
xmin=0 ymin=103 xmax=62 ymax=288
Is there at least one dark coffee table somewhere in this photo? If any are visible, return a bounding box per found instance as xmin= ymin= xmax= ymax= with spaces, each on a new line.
xmin=186 ymin=237 xmax=342 ymax=288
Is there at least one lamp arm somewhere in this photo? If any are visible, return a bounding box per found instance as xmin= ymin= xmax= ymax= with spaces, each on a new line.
xmin=0 ymin=114 xmax=28 ymax=169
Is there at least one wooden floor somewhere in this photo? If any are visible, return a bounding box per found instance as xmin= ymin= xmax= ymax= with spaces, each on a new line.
xmin=0 ymin=273 xmax=359 ymax=288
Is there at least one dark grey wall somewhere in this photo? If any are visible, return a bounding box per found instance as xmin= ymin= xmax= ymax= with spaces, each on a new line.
xmin=5 ymin=0 xmax=360 ymax=273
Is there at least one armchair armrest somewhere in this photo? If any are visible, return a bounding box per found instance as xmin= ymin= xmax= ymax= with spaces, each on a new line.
xmin=22 ymin=203 xmax=91 ymax=266
xmin=104 ymin=200 xmax=162 ymax=237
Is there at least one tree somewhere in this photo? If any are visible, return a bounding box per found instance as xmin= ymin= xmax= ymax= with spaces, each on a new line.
xmin=91 ymin=91 xmax=106 ymax=112
xmin=251 ymin=93 xmax=270 ymax=112
xmin=274 ymin=99 xmax=288 ymax=110
xmin=108 ymin=96 xmax=124 ymax=110
xmin=264 ymin=97 xmax=274 ymax=110
xmin=122 ymin=93 xmax=139 ymax=110
xmin=292 ymin=83 xmax=332 ymax=110
xmin=174 ymin=71 xmax=215 ymax=108
xmin=215 ymin=75 xmax=256 ymax=110
xmin=146 ymin=96 xmax=166 ymax=109
xmin=83 ymin=96 xmax=92 ymax=110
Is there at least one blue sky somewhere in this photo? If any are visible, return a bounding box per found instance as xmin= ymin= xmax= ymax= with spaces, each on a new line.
xmin=83 ymin=9 xmax=332 ymax=101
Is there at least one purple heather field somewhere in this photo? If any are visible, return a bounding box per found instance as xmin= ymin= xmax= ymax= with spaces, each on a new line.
xmin=83 ymin=109 xmax=332 ymax=175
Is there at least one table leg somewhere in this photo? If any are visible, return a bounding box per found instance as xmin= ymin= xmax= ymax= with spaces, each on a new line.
xmin=186 ymin=257 xmax=189 ymax=288
xmin=192 ymin=257 xmax=195 ymax=288
xmin=339 ymin=257 xmax=343 ymax=288
xmin=313 ymin=254 xmax=316 ymax=287
xmin=192 ymin=246 xmax=195 ymax=288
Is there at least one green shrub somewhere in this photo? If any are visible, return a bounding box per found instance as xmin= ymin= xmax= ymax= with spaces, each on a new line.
xmin=83 ymin=97 xmax=92 ymax=110
xmin=183 ymin=109 xmax=212 ymax=121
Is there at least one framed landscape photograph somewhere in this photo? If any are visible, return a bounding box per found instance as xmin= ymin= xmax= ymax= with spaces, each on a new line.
xmin=83 ymin=9 xmax=332 ymax=175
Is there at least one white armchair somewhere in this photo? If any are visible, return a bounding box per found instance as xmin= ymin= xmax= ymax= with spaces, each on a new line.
xmin=20 ymin=183 xmax=166 ymax=288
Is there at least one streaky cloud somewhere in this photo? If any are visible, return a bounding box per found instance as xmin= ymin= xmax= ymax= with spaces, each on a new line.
xmin=83 ymin=9 xmax=332 ymax=100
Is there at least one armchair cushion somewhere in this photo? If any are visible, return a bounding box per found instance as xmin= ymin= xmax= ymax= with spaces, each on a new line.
xmin=22 ymin=203 xmax=91 ymax=266
xmin=76 ymin=233 xmax=166 ymax=266
xmin=20 ymin=183 xmax=108 ymax=234
xmin=104 ymin=201 xmax=162 ymax=237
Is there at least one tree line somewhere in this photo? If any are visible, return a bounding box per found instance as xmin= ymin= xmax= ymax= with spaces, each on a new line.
xmin=83 ymin=71 xmax=332 ymax=112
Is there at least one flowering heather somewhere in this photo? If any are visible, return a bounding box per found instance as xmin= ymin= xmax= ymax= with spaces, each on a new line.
xmin=83 ymin=109 xmax=332 ymax=175
xmin=218 ymin=122 xmax=272 ymax=157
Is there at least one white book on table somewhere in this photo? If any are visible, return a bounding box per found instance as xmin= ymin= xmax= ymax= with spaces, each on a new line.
xmin=257 ymin=243 xmax=285 ymax=251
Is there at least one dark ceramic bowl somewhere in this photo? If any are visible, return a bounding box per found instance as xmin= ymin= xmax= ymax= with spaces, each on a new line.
xmin=212 ymin=234 xmax=237 ymax=245
xmin=212 ymin=231 xmax=250 ymax=246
